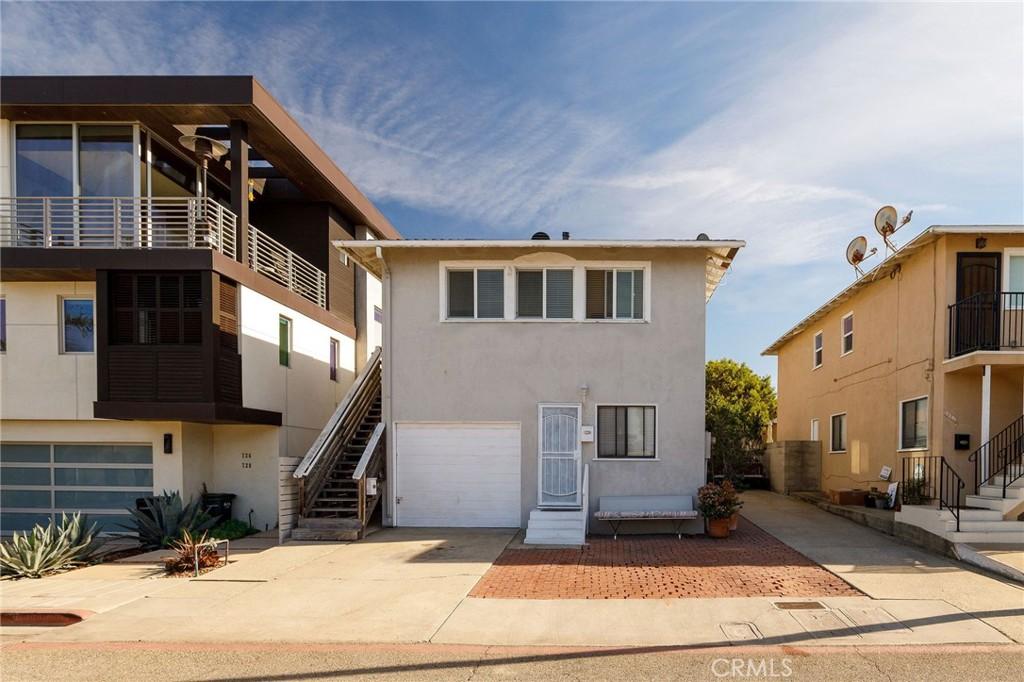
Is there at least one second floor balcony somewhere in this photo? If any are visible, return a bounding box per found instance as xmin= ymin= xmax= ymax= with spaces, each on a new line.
xmin=0 ymin=195 xmax=326 ymax=309
xmin=948 ymin=291 xmax=1024 ymax=358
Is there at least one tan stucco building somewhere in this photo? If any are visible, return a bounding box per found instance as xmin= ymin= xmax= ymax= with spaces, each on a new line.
xmin=764 ymin=226 xmax=1024 ymax=542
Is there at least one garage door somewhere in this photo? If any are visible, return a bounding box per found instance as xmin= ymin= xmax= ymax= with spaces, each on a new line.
xmin=396 ymin=423 xmax=520 ymax=527
xmin=0 ymin=443 xmax=154 ymax=533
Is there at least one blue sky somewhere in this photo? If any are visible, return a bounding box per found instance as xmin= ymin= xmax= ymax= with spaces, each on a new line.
xmin=3 ymin=2 xmax=1022 ymax=380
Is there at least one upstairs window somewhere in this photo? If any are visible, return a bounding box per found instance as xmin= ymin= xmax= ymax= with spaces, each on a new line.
xmin=841 ymin=313 xmax=854 ymax=355
xmin=1004 ymin=249 xmax=1024 ymax=309
xmin=279 ymin=316 xmax=292 ymax=367
xmin=813 ymin=331 xmax=823 ymax=368
xmin=110 ymin=273 xmax=201 ymax=345
xmin=61 ymin=298 xmax=95 ymax=353
xmin=447 ymin=269 xmax=504 ymax=319
xmin=585 ymin=269 xmax=644 ymax=320
xmin=329 ymin=338 xmax=340 ymax=381
xmin=900 ymin=397 xmax=928 ymax=450
xmin=517 ymin=269 xmax=573 ymax=319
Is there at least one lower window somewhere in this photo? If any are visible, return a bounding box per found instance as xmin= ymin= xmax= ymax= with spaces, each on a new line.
xmin=830 ymin=413 xmax=847 ymax=453
xmin=900 ymin=397 xmax=928 ymax=450
xmin=0 ymin=442 xmax=153 ymax=533
xmin=597 ymin=405 xmax=656 ymax=458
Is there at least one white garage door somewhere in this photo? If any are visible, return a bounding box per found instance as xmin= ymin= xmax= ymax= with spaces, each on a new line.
xmin=396 ymin=423 xmax=520 ymax=527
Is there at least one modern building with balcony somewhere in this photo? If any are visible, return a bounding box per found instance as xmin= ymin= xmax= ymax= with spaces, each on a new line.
xmin=0 ymin=75 xmax=394 ymax=539
xmin=764 ymin=225 xmax=1024 ymax=543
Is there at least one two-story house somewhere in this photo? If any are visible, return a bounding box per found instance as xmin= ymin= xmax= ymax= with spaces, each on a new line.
xmin=0 ymin=76 xmax=391 ymax=540
xmin=764 ymin=225 xmax=1024 ymax=543
xmin=295 ymin=235 xmax=742 ymax=543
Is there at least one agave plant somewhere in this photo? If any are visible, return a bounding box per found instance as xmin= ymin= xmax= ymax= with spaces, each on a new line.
xmin=0 ymin=512 xmax=105 ymax=579
xmin=164 ymin=530 xmax=222 ymax=576
xmin=122 ymin=491 xmax=217 ymax=550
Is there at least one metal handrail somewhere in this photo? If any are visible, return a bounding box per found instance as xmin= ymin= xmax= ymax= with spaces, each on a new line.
xmin=901 ymin=454 xmax=964 ymax=531
xmin=581 ymin=464 xmax=590 ymax=536
xmin=970 ymin=413 xmax=1024 ymax=497
xmin=248 ymin=226 xmax=327 ymax=308
xmin=0 ymin=196 xmax=236 ymax=258
xmin=948 ymin=291 xmax=1024 ymax=357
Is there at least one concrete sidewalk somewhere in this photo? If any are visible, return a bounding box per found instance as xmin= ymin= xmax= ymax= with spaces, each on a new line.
xmin=740 ymin=490 xmax=1024 ymax=644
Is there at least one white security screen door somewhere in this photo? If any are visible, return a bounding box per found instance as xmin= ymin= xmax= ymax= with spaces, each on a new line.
xmin=539 ymin=404 xmax=581 ymax=507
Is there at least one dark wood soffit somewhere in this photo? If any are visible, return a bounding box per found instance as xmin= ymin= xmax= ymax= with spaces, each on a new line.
xmin=211 ymin=252 xmax=356 ymax=339
xmin=1 ymin=76 xmax=401 ymax=241
xmin=93 ymin=401 xmax=282 ymax=426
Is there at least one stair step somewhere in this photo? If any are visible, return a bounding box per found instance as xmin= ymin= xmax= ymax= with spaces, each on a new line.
xmin=524 ymin=530 xmax=585 ymax=545
xmin=938 ymin=508 xmax=1003 ymax=522
xmin=964 ymin=495 xmax=1022 ymax=513
xmin=946 ymin=530 xmax=1024 ymax=543
xmin=297 ymin=516 xmax=362 ymax=529
xmin=944 ymin=519 xmax=1024 ymax=532
xmin=291 ymin=527 xmax=360 ymax=542
xmin=979 ymin=485 xmax=1024 ymax=499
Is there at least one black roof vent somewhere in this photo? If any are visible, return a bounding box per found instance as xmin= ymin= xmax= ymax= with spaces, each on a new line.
xmin=531 ymin=231 xmax=550 ymax=240
xmin=696 ymin=233 xmax=710 ymax=241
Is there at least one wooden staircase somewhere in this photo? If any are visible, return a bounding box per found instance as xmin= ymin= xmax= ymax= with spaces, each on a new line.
xmin=292 ymin=348 xmax=385 ymax=541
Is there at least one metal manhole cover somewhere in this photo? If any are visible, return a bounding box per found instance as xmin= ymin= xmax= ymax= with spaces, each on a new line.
xmin=773 ymin=601 xmax=826 ymax=610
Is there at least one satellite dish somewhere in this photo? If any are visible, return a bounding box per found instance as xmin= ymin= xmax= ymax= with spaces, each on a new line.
xmin=875 ymin=205 xmax=912 ymax=253
xmin=846 ymin=236 xmax=877 ymax=278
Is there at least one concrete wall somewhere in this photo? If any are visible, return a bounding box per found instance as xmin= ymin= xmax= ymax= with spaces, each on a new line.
xmin=384 ymin=246 xmax=708 ymax=530
xmin=0 ymin=281 xmax=98 ymax=420
xmin=766 ymin=441 xmax=821 ymax=494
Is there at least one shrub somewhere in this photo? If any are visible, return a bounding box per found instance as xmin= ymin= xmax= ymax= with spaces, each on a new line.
xmin=0 ymin=513 xmax=105 ymax=579
xmin=163 ymin=530 xmax=222 ymax=575
xmin=122 ymin=491 xmax=217 ymax=550
xmin=697 ymin=482 xmax=743 ymax=520
xmin=209 ymin=519 xmax=258 ymax=541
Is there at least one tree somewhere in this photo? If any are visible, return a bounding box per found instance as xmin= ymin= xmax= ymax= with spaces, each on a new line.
xmin=706 ymin=359 xmax=777 ymax=483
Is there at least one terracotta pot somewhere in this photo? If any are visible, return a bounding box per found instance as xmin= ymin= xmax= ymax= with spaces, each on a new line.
xmin=728 ymin=513 xmax=739 ymax=531
xmin=706 ymin=517 xmax=731 ymax=538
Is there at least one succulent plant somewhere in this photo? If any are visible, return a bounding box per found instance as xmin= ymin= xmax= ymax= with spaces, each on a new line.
xmin=0 ymin=512 xmax=105 ymax=579
xmin=121 ymin=491 xmax=217 ymax=550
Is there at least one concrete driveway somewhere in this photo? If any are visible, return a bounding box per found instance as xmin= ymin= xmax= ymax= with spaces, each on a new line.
xmin=3 ymin=528 xmax=516 ymax=644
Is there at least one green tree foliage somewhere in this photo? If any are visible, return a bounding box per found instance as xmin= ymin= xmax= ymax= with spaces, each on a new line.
xmin=706 ymin=359 xmax=777 ymax=482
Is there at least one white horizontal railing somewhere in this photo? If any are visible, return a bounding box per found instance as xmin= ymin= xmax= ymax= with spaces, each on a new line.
xmin=248 ymin=225 xmax=327 ymax=308
xmin=0 ymin=196 xmax=236 ymax=259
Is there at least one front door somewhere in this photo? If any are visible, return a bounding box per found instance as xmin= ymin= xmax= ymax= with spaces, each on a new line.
xmin=955 ymin=253 xmax=1001 ymax=354
xmin=538 ymin=404 xmax=581 ymax=508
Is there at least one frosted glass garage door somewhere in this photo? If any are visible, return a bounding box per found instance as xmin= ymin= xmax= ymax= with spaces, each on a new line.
xmin=0 ymin=443 xmax=154 ymax=533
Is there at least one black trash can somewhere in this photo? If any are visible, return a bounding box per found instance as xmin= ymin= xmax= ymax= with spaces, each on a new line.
xmin=201 ymin=493 xmax=236 ymax=525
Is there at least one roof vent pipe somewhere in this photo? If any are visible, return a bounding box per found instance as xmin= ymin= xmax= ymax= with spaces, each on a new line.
xmin=696 ymin=233 xmax=710 ymax=241
xmin=531 ymin=231 xmax=550 ymax=240
xmin=562 ymin=231 xmax=570 ymax=240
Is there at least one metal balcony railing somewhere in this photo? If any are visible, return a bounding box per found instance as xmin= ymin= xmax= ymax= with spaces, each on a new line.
xmin=248 ymin=226 xmax=327 ymax=308
xmin=0 ymin=196 xmax=236 ymax=258
xmin=1 ymin=196 xmax=329 ymax=309
xmin=948 ymin=292 xmax=1024 ymax=358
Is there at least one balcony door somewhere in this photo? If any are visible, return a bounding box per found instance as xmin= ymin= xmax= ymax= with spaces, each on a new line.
xmin=954 ymin=253 xmax=1001 ymax=355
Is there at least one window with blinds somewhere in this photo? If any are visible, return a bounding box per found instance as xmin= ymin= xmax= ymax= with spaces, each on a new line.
xmin=110 ymin=272 xmax=201 ymax=345
xmin=517 ymin=269 xmax=573 ymax=319
xmin=586 ymin=269 xmax=644 ymax=319
xmin=597 ymin=405 xmax=656 ymax=458
xmin=447 ymin=268 xmax=504 ymax=319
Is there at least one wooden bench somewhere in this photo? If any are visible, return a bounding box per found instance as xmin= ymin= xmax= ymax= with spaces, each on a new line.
xmin=593 ymin=495 xmax=699 ymax=539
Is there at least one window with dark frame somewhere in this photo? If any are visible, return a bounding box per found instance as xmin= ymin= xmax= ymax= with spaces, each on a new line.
xmin=597 ymin=405 xmax=656 ymax=458
xmin=61 ymin=299 xmax=95 ymax=353
xmin=830 ymin=413 xmax=847 ymax=453
xmin=110 ymin=273 xmax=201 ymax=345
xmin=279 ymin=316 xmax=291 ymax=367
xmin=900 ymin=397 xmax=928 ymax=450
xmin=329 ymin=338 xmax=340 ymax=381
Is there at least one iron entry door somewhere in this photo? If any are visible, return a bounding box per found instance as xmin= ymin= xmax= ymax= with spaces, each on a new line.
xmin=954 ymin=253 xmax=1001 ymax=354
xmin=538 ymin=404 xmax=581 ymax=508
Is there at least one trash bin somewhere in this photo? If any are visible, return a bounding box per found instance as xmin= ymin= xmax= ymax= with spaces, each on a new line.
xmin=201 ymin=493 xmax=236 ymax=525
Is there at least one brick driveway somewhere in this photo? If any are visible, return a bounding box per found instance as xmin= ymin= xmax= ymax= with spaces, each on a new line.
xmin=470 ymin=517 xmax=862 ymax=599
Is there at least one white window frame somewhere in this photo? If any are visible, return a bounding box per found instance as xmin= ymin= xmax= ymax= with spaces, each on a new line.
xmin=593 ymin=403 xmax=659 ymax=461
xmin=439 ymin=259 xmax=651 ymax=323
xmin=840 ymin=312 xmax=854 ymax=356
xmin=515 ymin=268 xmax=574 ymax=320
xmin=810 ymin=418 xmax=819 ymax=442
xmin=812 ymin=330 xmax=823 ymax=369
xmin=898 ymin=395 xmax=929 ymax=452
xmin=829 ymin=412 xmax=847 ymax=453
xmin=1002 ymin=247 xmax=1024 ymax=309
xmin=58 ymin=296 xmax=95 ymax=355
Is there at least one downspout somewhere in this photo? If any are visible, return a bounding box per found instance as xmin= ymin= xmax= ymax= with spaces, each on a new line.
xmin=377 ymin=245 xmax=395 ymax=526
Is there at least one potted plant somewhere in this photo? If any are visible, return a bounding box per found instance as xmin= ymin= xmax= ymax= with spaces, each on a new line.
xmin=698 ymin=483 xmax=742 ymax=538
xmin=722 ymin=480 xmax=743 ymax=530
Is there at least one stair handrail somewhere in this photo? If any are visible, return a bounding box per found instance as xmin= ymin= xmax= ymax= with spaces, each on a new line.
xmin=968 ymin=413 xmax=1024 ymax=497
xmin=293 ymin=347 xmax=382 ymax=515
xmin=353 ymin=422 xmax=385 ymax=481
xmin=354 ymin=422 xmax=387 ymax=527
xmin=581 ymin=463 xmax=590 ymax=537
xmin=938 ymin=457 xmax=965 ymax=533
